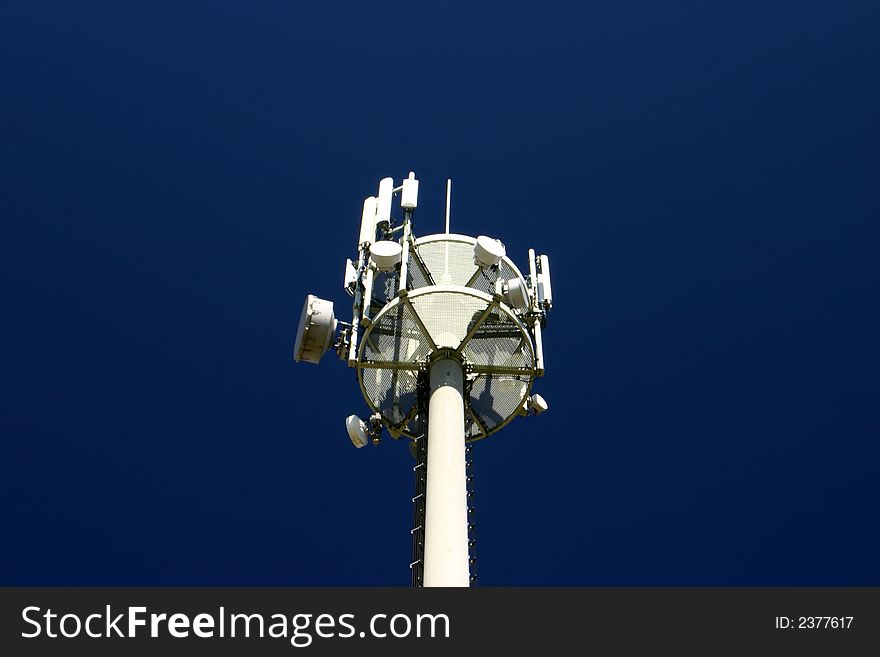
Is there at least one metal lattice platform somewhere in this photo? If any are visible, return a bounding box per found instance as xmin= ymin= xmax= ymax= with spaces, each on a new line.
xmin=356 ymin=233 xmax=538 ymax=442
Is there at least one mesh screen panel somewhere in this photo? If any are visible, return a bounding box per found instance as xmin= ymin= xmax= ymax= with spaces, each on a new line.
xmin=360 ymin=300 xmax=435 ymax=432
xmin=407 ymin=251 xmax=433 ymax=290
xmin=469 ymin=375 xmax=530 ymax=433
xmin=409 ymin=292 xmax=487 ymax=349
xmin=414 ymin=240 xmax=477 ymax=287
xmin=361 ymin=367 xmax=419 ymax=426
xmin=462 ymin=311 xmax=533 ymax=370
xmin=363 ymin=301 xmax=432 ymax=363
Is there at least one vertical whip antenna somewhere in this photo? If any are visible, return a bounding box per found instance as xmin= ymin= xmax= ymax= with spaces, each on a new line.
xmin=445 ymin=179 xmax=452 ymax=234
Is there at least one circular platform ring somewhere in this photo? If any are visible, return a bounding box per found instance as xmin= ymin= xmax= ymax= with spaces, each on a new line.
xmin=356 ymin=285 xmax=536 ymax=442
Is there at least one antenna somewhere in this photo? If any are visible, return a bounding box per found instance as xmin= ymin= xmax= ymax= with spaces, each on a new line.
xmin=445 ymin=178 xmax=451 ymax=234
xmin=292 ymin=172 xmax=553 ymax=587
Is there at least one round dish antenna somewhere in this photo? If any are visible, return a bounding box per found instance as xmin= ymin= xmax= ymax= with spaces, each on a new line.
xmin=294 ymin=294 xmax=337 ymax=364
xmin=529 ymin=394 xmax=549 ymax=414
xmin=370 ymin=240 xmax=403 ymax=272
xmin=473 ymin=235 xmax=506 ymax=269
xmin=503 ymin=277 xmax=530 ymax=312
xmin=345 ymin=414 xmax=370 ymax=448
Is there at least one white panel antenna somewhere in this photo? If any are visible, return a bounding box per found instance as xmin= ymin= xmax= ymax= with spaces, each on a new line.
xmin=375 ymin=177 xmax=394 ymax=234
xmin=359 ymin=197 xmax=377 ymax=247
xmin=343 ymin=259 xmax=357 ymax=296
xmin=401 ymin=171 xmax=419 ymax=209
xmin=538 ymin=254 xmax=553 ymax=309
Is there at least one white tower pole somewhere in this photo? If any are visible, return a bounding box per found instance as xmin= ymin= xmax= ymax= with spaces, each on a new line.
xmin=423 ymin=357 xmax=470 ymax=587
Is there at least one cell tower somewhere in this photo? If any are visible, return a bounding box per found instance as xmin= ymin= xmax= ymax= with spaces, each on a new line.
xmin=293 ymin=172 xmax=552 ymax=587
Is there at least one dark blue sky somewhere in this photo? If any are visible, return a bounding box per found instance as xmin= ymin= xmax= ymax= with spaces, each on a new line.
xmin=1 ymin=1 xmax=878 ymax=585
